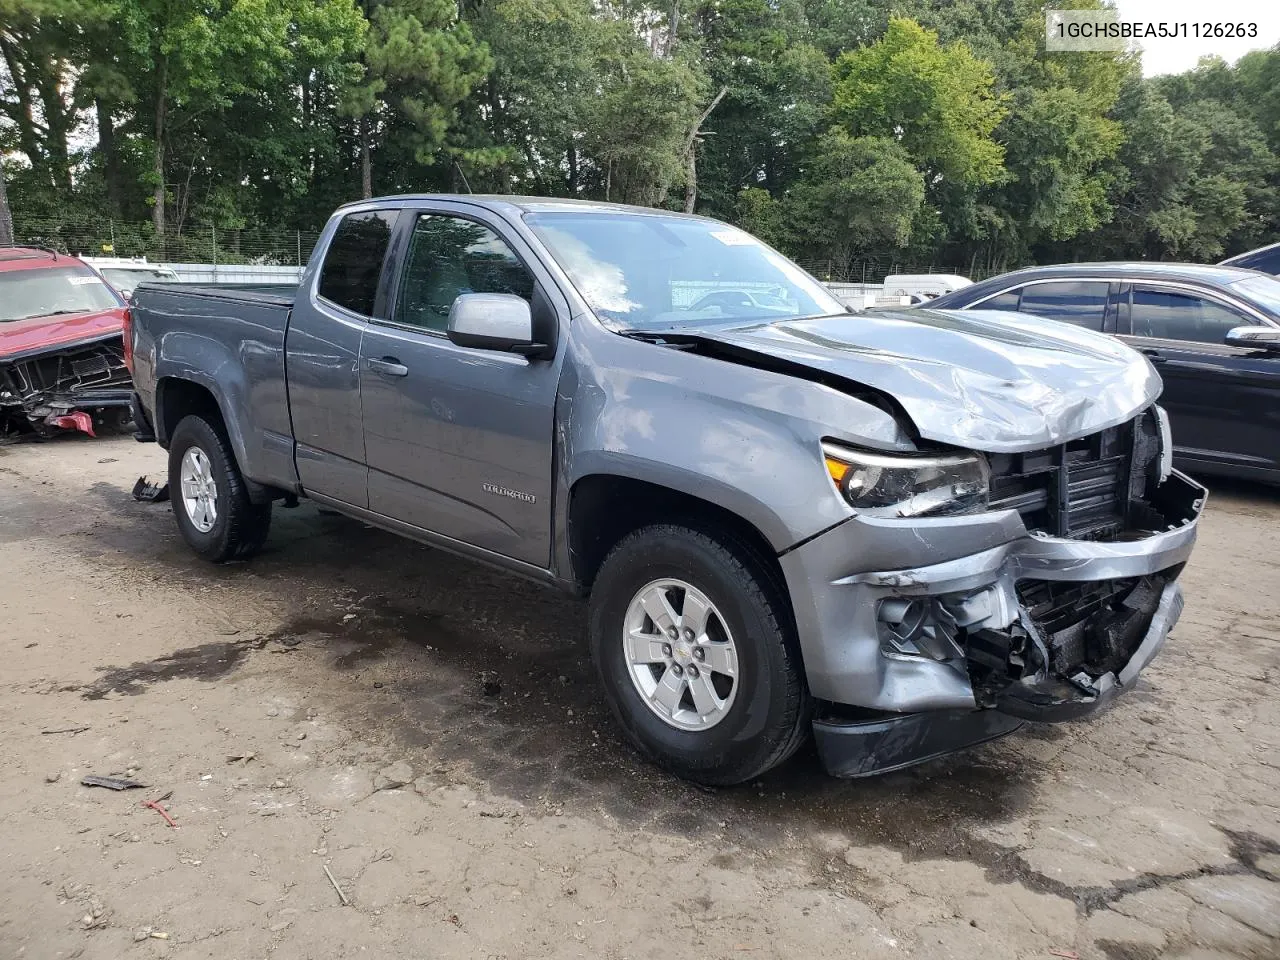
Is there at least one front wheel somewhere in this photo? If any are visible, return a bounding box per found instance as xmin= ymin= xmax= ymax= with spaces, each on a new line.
xmin=168 ymin=414 xmax=271 ymax=562
xmin=588 ymin=524 xmax=810 ymax=786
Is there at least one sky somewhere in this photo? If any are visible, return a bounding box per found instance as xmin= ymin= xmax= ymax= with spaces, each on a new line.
xmin=1113 ymin=0 xmax=1280 ymax=75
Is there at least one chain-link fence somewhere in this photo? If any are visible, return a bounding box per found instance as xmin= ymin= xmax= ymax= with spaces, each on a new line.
xmin=794 ymin=258 xmax=1008 ymax=284
xmin=9 ymin=217 xmax=322 ymax=268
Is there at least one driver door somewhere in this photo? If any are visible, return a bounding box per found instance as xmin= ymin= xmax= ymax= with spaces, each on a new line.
xmin=359 ymin=206 xmax=566 ymax=566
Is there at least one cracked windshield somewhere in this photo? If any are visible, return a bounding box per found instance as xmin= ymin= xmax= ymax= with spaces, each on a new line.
xmin=526 ymin=211 xmax=845 ymax=331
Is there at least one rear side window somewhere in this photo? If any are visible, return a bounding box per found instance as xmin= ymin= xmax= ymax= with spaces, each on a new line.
xmin=980 ymin=290 xmax=1021 ymax=310
xmin=1224 ymin=246 xmax=1280 ymax=275
xmin=1130 ymin=287 xmax=1248 ymax=344
xmin=1016 ymin=281 xmax=1109 ymax=330
xmin=318 ymin=210 xmax=398 ymax=316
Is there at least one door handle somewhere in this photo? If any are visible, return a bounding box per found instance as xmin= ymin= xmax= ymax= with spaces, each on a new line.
xmin=1140 ymin=349 xmax=1167 ymax=364
xmin=367 ymin=356 xmax=408 ymax=377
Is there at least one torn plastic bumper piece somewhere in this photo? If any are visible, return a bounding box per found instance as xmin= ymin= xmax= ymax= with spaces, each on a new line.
xmin=813 ymin=707 xmax=1024 ymax=778
xmin=45 ymin=410 xmax=96 ymax=437
xmin=132 ymin=476 xmax=170 ymax=503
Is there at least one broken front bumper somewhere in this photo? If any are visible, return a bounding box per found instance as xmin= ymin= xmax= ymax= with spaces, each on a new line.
xmin=781 ymin=470 xmax=1205 ymax=776
xmin=0 ymin=335 xmax=132 ymax=438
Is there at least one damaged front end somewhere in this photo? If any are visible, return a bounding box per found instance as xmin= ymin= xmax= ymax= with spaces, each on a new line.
xmin=0 ymin=336 xmax=133 ymax=440
xmin=781 ymin=406 xmax=1206 ymax=777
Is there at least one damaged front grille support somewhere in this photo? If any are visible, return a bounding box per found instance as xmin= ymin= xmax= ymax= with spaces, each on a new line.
xmin=986 ymin=409 xmax=1169 ymax=540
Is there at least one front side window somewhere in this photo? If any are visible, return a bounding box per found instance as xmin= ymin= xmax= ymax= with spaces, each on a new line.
xmin=1015 ymin=281 xmax=1109 ymax=330
xmin=1131 ymin=287 xmax=1249 ymax=344
xmin=318 ymin=210 xmax=398 ymax=316
xmin=525 ymin=212 xmax=843 ymax=331
xmin=393 ymin=215 xmax=534 ymax=331
xmin=0 ymin=265 xmax=121 ymax=322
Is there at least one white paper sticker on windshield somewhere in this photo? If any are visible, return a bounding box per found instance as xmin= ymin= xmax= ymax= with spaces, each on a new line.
xmin=68 ymin=276 xmax=100 ymax=285
xmin=710 ymin=230 xmax=756 ymax=246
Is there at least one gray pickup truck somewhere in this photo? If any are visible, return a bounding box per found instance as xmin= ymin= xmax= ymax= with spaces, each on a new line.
xmin=128 ymin=195 xmax=1205 ymax=785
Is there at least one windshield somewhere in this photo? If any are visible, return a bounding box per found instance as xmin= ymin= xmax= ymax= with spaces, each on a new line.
xmin=101 ymin=267 xmax=176 ymax=289
xmin=1229 ymin=274 xmax=1280 ymax=320
xmin=525 ymin=212 xmax=844 ymax=331
xmin=0 ymin=266 xmax=121 ymax=322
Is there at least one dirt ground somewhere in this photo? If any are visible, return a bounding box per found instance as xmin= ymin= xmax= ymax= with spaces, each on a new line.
xmin=2 ymin=434 xmax=1279 ymax=960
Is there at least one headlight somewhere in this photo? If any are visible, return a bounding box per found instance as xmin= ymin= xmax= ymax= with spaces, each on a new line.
xmin=821 ymin=441 xmax=989 ymax=518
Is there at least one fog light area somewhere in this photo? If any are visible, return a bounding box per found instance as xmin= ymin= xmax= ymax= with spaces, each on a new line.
xmin=876 ymin=585 xmax=1016 ymax=662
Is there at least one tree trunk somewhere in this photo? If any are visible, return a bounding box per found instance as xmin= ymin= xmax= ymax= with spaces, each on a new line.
xmin=0 ymin=158 xmax=14 ymax=246
xmin=34 ymin=70 xmax=73 ymax=193
xmin=152 ymin=54 xmax=168 ymax=237
xmin=684 ymin=149 xmax=697 ymax=213
xmin=360 ymin=115 xmax=373 ymax=199
xmin=567 ymin=143 xmax=578 ymax=195
xmin=97 ymin=99 xmax=124 ymax=218
xmin=658 ymin=86 xmax=727 ymax=210
xmin=0 ymin=38 xmax=45 ymax=180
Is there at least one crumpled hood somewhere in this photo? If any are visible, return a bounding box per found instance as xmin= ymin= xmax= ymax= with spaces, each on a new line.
xmin=0 ymin=307 xmax=125 ymax=361
xmin=692 ymin=308 xmax=1162 ymax=453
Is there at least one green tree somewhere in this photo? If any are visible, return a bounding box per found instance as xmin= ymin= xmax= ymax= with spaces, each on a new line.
xmin=775 ymin=129 xmax=924 ymax=271
xmin=582 ymin=50 xmax=708 ymax=205
xmin=102 ymin=0 xmax=364 ymax=235
xmin=0 ymin=0 xmax=109 ymax=196
xmin=692 ymin=0 xmax=831 ymax=219
xmin=1084 ymin=79 xmax=1249 ymax=261
xmin=345 ymin=0 xmax=490 ymax=198
xmin=458 ymin=0 xmax=630 ymax=194
xmin=830 ymin=17 xmax=1006 ymax=191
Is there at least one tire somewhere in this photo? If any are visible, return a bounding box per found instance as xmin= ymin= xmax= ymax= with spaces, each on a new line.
xmin=588 ymin=523 xmax=811 ymax=786
xmin=168 ymin=413 xmax=272 ymax=562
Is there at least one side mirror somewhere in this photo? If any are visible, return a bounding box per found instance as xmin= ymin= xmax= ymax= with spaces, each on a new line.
xmin=120 ymin=289 xmax=133 ymax=301
xmin=447 ymin=293 xmax=548 ymax=357
xmin=1224 ymin=325 xmax=1280 ymax=352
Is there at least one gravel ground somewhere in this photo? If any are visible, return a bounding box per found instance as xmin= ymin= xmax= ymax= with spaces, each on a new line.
xmin=2 ymin=433 xmax=1278 ymax=960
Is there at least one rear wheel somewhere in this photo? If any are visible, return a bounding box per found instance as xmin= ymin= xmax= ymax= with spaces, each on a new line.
xmin=168 ymin=414 xmax=271 ymax=562
xmin=588 ymin=524 xmax=810 ymax=786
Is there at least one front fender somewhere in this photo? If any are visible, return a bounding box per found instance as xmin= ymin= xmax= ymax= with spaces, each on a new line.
xmin=556 ymin=319 xmax=916 ymax=555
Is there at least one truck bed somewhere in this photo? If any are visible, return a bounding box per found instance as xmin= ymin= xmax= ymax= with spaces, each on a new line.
xmin=130 ymin=281 xmax=299 ymax=493
xmin=134 ymin=281 xmax=298 ymax=305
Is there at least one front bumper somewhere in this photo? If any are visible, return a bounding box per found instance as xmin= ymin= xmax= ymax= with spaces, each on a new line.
xmin=781 ymin=470 xmax=1205 ymax=774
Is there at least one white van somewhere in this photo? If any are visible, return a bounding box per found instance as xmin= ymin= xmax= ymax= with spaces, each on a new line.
xmin=881 ymin=274 xmax=972 ymax=300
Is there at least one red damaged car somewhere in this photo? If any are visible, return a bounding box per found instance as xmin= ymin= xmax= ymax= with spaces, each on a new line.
xmin=0 ymin=247 xmax=133 ymax=439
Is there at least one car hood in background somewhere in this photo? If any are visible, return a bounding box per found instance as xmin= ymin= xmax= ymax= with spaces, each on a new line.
xmin=692 ymin=308 xmax=1161 ymax=453
xmin=0 ymin=308 xmax=126 ymax=360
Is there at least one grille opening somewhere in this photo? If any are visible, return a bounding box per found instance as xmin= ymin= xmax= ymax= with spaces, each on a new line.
xmin=987 ymin=411 xmax=1165 ymax=540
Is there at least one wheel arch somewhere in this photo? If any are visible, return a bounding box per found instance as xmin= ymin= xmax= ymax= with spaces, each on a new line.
xmin=567 ymin=474 xmax=795 ymax=631
xmin=156 ymin=376 xmax=274 ymax=504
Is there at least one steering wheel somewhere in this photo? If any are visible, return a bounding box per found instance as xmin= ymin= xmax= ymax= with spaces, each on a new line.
xmin=689 ymin=290 xmax=754 ymax=312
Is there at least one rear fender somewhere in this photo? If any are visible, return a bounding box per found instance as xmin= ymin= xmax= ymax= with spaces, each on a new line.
xmin=154 ymin=337 xmax=255 ymax=481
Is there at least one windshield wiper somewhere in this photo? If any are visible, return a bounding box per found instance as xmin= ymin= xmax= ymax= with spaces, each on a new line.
xmin=614 ymin=328 xmax=703 ymax=348
xmin=19 ymin=309 xmax=84 ymax=320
